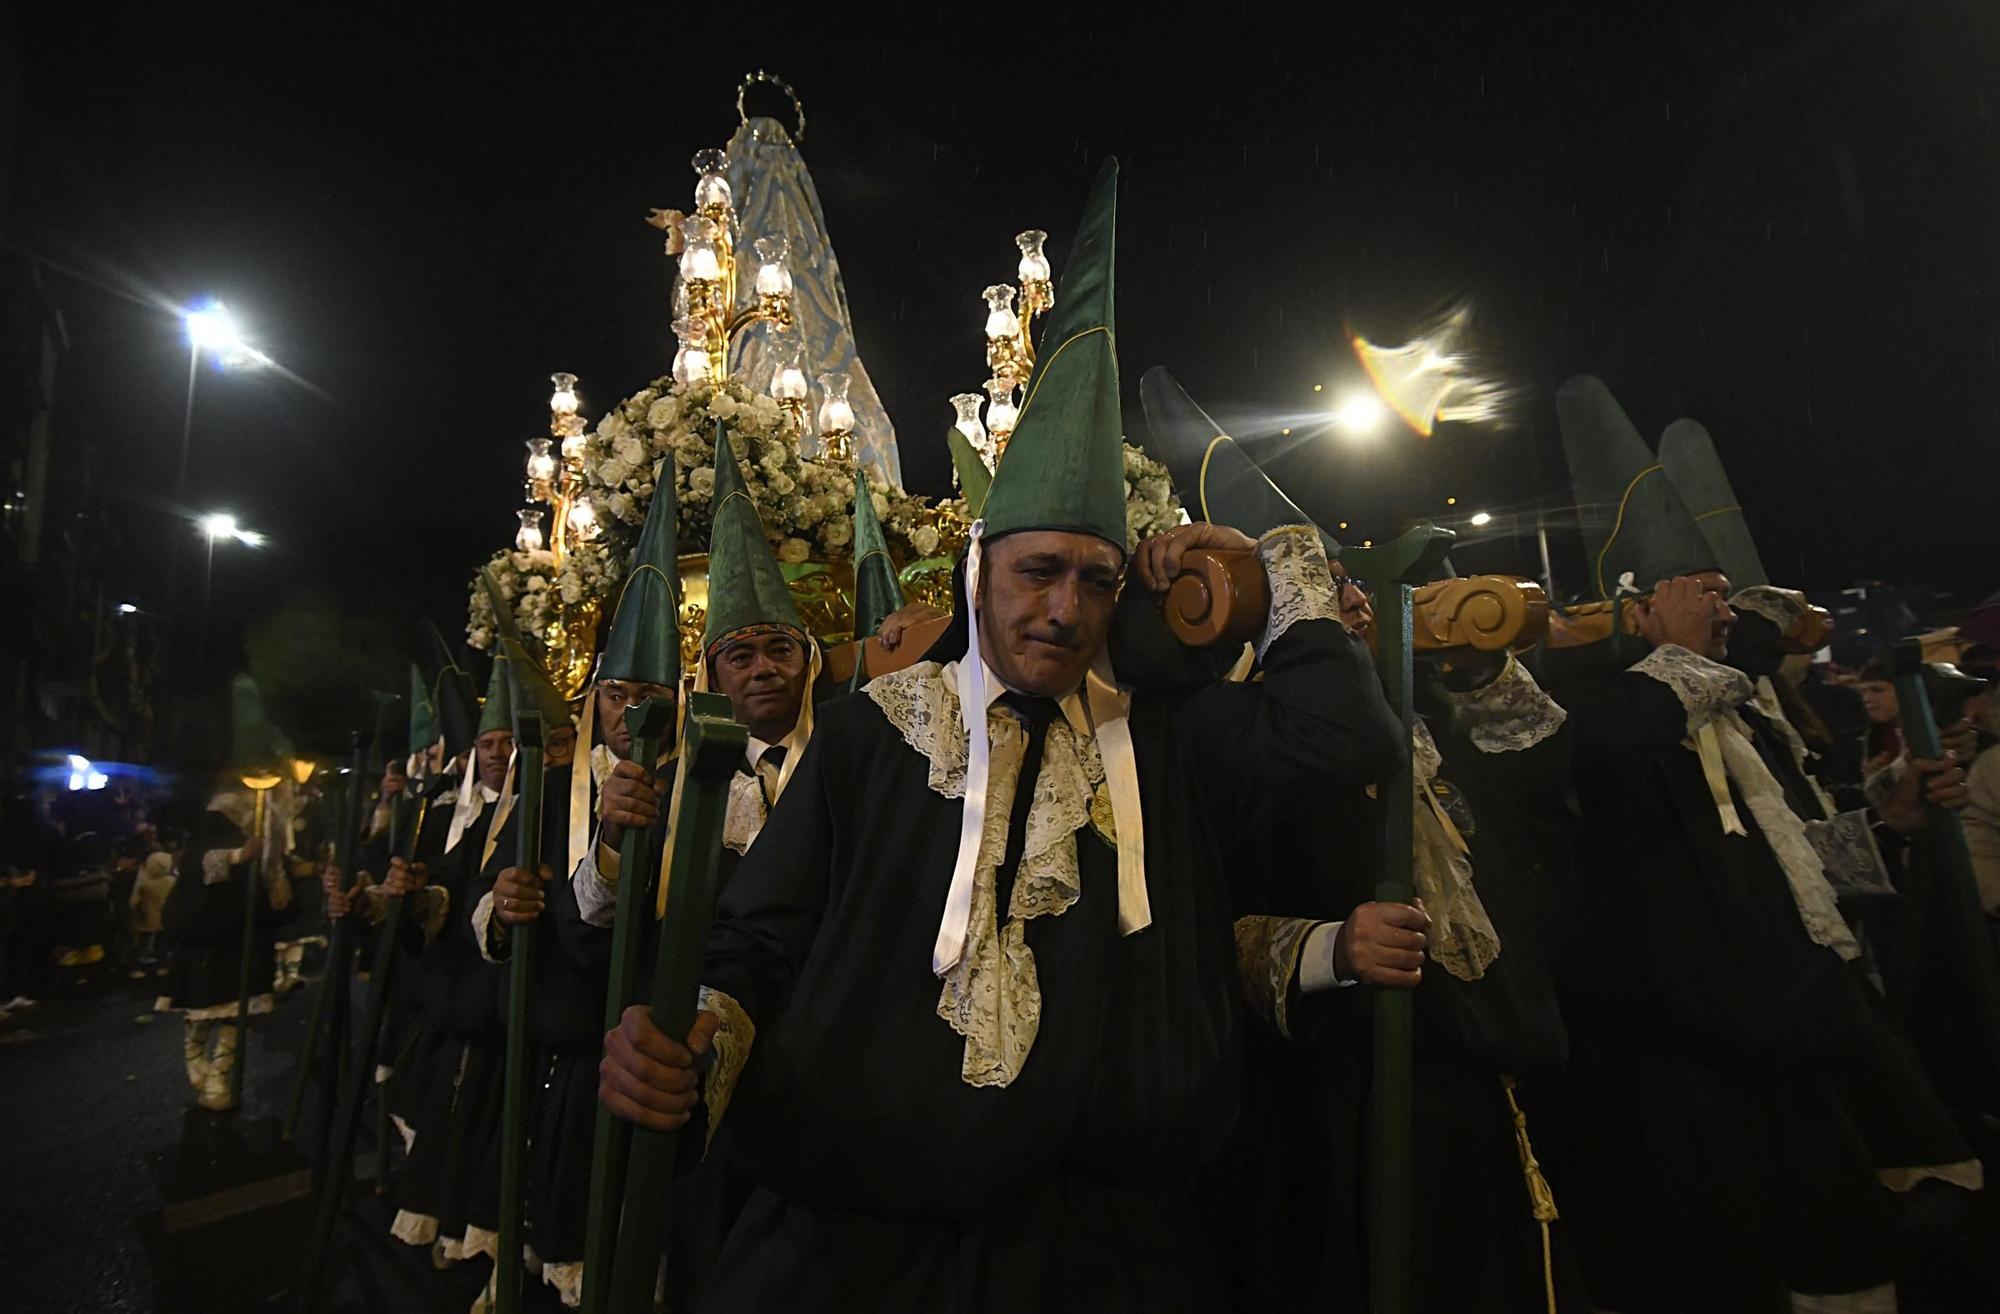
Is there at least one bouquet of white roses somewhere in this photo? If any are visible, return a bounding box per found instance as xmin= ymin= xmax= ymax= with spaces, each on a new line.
xmin=466 ymin=547 xmax=560 ymax=654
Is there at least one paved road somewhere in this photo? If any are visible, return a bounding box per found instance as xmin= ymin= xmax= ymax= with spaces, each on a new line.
xmin=0 ymin=956 xmax=509 ymax=1313
xmin=7 ymin=950 xmax=2000 ymax=1311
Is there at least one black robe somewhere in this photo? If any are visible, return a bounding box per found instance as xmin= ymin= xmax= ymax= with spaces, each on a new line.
xmin=696 ymin=612 xmax=1400 ymax=1313
xmin=1213 ymin=675 xmax=1583 ymax=1314
xmin=1534 ymin=648 xmax=1897 ymax=1313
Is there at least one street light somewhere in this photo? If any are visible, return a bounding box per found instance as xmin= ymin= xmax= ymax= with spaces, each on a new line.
xmin=165 ymin=301 xmax=269 ymax=686
xmin=197 ymin=511 xmax=265 ymax=666
xmin=1469 ymin=512 xmax=1493 ymax=527
xmin=1331 ymin=391 xmax=1390 ymax=436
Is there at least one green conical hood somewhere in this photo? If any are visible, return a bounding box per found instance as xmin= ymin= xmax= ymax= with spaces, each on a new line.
xmin=1659 ymin=418 xmax=1769 ymax=590
xmin=1139 ymin=366 xmax=1341 ymax=557
xmin=947 ymin=428 xmax=993 ymax=519
xmin=228 ymin=675 xmax=291 ymax=774
xmin=1557 ymin=374 xmax=1716 ymax=599
xmin=479 ymin=568 xmax=575 ymax=730
xmin=851 ymin=464 xmax=904 ymax=642
xmin=477 ymin=644 xmax=515 ymax=737
xmin=597 ymin=451 xmax=682 ymax=686
xmin=702 ymin=422 xmax=805 ymax=653
xmin=979 ymin=159 xmax=1127 ymax=550
xmin=426 ymin=621 xmax=482 ymax=758
xmin=407 ymin=662 xmax=438 ymax=758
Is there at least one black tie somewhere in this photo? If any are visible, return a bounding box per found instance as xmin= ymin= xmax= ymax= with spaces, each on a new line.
xmin=754 ymin=745 xmax=788 ymax=808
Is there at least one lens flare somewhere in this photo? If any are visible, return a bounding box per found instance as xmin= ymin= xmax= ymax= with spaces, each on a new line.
xmin=1350 ymin=301 xmax=1508 ymax=437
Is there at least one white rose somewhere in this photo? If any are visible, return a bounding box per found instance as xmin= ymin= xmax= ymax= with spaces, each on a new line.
xmin=709 ymin=392 xmax=740 ymax=420
xmin=598 ymin=459 xmax=631 ymax=490
xmin=610 ymin=492 xmax=637 ymax=522
xmin=560 ymin=576 xmax=583 ymax=604
xmin=613 ymin=433 xmax=645 ymax=467
xmin=599 ymin=412 xmax=630 ymax=441
xmin=871 ymin=491 xmax=890 ymax=519
xmin=646 ymin=397 xmax=678 ymax=431
xmin=823 ymin=519 xmax=852 ymax=548
xmin=768 ymin=472 xmax=795 ymax=496
xmin=777 ymin=537 xmax=811 ymax=564
xmin=525 ymin=575 xmax=546 ymax=591
xmin=913 ymin=525 xmax=941 ymax=557
xmin=688 ymin=467 xmax=716 ymax=499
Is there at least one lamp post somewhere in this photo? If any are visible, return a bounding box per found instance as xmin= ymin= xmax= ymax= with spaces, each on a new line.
xmin=165 ymin=304 xmax=266 ymax=681
xmin=197 ymin=512 xmax=266 ymax=668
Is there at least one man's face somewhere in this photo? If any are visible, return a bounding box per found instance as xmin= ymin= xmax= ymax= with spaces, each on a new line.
xmin=1858 ymin=679 xmax=1900 ymax=726
xmin=474 ymin=730 xmax=513 ymax=792
xmin=596 ymin=679 xmax=678 ymax=761
xmin=1687 ymin=570 xmax=1737 ymax=660
xmin=1330 ymin=562 xmax=1375 ymax=639
xmin=710 ymin=632 xmax=809 ymax=743
xmin=976 ymin=531 xmax=1123 ymax=697
xmin=545 ymin=724 xmax=578 ymax=768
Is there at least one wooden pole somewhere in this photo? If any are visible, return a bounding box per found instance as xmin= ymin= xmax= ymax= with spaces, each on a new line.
xmin=1342 ymin=523 xmax=1455 ymax=1314
xmin=495 ymin=713 xmax=547 ymax=1314
xmin=579 ymin=696 xmax=676 ymax=1314
xmin=606 ymin=693 xmax=745 ymax=1312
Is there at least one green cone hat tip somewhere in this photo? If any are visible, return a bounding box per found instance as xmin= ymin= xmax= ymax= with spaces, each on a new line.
xmin=477 ymin=644 xmax=515 ymax=738
xmin=425 ymin=620 xmax=482 ymax=759
xmin=407 ymin=662 xmax=439 ymax=759
xmin=947 ymin=428 xmax=993 ymax=521
xmin=702 ymin=420 xmax=806 ymax=655
xmin=1658 ymin=418 xmax=1768 ymax=590
xmin=478 ymin=568 xmax=576 ymax=730
xmin=978 ymin=158 xmax=1127 ymax=551
xmin=597 ymin=447 xmax=682 ymax=688
xmin=850 ymin=463 xmax=905 ymax=643
xmin=1555 ymin=374 xmax=1716 ymax=599
xmin=1138 ymin=365 xmax=1341 ymax=558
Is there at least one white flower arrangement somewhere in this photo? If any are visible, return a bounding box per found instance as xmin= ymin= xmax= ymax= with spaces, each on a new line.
xmin=557 ymin=374 xmax=947 ymax=609
xmin=1121 ymin=441 xmax=1185 ymax=549
xmin=465 ymin=547 xmax=560 ymax=654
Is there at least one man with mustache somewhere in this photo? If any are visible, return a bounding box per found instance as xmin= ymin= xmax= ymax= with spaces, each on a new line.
xmin=590 ymin=161 xmax=1405 ymax=1313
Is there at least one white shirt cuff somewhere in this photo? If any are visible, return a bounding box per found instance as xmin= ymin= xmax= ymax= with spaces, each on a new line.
xmin=1297 ymin=920 xmax=1358 ymax=993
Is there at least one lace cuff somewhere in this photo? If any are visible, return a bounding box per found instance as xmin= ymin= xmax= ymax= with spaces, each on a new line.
xmin=470 ymin=891 xmax=513 ymax=963
xmin=1864 ymin=757 xmax=1906 ymax=808
xmin=202 ymin=849 xmax=235 ymax=886
xmin=1806 ymin=809 xmax=1896 ymax=897
xmin=1444 ymin=655 xmax=1567 ymax=753
xmin=1256 ymin=525 xmax=1341 ymax=659
xmin=696 ymin=985 xmax=755 ymax=1154
xmin=1630 ymin=644 xmax=1753 ymax=731
xmin=573 ymin=843 xmax=618 ymax=929
xmin=1729 ymin=585 xmax=1811 ymax=632
xmin=1233 ymin=914 xmax=1321 ymax=1041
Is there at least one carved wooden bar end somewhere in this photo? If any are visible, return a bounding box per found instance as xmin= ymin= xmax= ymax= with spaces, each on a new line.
xmin=1163 ymin=548 xmax=1270 ymax=648
xmin=1411 ymin=575 xmax=1551 ymax=653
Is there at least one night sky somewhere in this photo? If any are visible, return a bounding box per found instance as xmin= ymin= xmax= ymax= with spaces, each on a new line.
xmin=14 ymin=3 xmax=2000 ymax=678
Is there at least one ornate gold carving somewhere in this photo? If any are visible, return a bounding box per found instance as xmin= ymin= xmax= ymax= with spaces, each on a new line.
xmin=544 ymin=597 xmax=602 ymax=701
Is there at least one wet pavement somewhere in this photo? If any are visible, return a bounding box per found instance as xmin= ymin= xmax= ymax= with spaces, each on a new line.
xmin=0 ymin=958 xmax=515 ymax=1314
xmin=6 ymin=953 xmax=2000 ymax=1311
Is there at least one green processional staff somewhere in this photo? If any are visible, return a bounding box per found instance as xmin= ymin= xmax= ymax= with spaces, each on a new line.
xmin=847 ymin=463 xmax=906 ymax=691
xmin=298 ymin=664 xmax=470 ymax=1310
xmin=479 ymin=565 xmax=582 ymax=1314
xmin=1140 ymin=366 xmax=1466 ymax=1314
xmin=580 ymin=458 xmax=684 ymax=1314
xmin=1887 ymin=645 xmax=2000 ymax=1084
xmin=287 ymin=730 xmax=366 ymax=1153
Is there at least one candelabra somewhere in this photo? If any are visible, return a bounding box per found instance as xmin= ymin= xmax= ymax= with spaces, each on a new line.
xmin=949 ymin=229 xmax=1054 ymax=474
xmin=664 ymin=145 xmax=798 ymax=401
